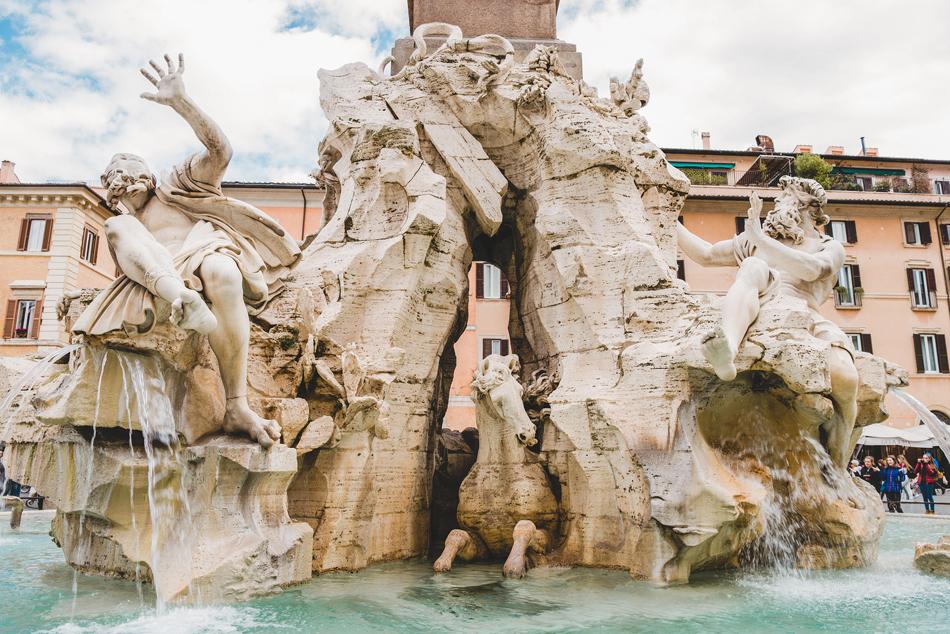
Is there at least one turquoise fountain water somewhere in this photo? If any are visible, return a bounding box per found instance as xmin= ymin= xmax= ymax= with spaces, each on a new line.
xmin=1 ymin=512 xmax=947 ymax=633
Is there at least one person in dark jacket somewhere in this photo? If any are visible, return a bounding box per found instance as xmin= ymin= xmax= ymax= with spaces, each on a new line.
xmin=857 ymin=456 xmax=882 ymax=490
xmin=879 ymin=456 xmax=905 ymax=513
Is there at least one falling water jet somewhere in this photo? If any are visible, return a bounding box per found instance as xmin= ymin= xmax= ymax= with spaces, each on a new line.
xmin=891 ymin=388 xmax=950 ymax=461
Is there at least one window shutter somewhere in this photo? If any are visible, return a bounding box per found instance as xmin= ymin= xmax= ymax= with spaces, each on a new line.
xmin=90 ymin=233 xmax=99 ymax=265
xmin=500 ymin=269 xmax=510 ymax=298
xmin=845 ymin=220 xmax=857 ymax=244
xmin=921 ymin=222 xmax=933 ymax=245
xmin=17 ymin=218 xmax=28 ymax=251
xmin=938 ymin=335 xmax=950 ymax=374
xmin=906 ymin=268 xmax=915 ymax=292
xmin=482 ymin=338 xmax=491 ymax=359
xmin=735 ymin=217 xmax=746 ymax=234
xmin=3 ymin=299 xmax=16 ymax=338
xmin=475 ymin=263 xmax=484 ymax=299
xmin=676 ymin=259 xmax=686 ymax=281
xmin=860 ymin=333 xmax=873 ymax=354
xmin=501 ymin=339 xmax=510 ymax=355
xmin=913 ymin=334 xmax=925 ymax=374
xmin=824 ymin=223 xmax=833 ymax=237
xmin=41 ymin=218 xmax=53 ymax=251
xmin=904 ymin=222 xmax=915 ymax=244
xmin=30 ymin=299 xmax=43 ymax=339
xmin=851 ymin=264 xmax=862 ymax=290
xmin=942 ymin=224 xmax=950 ymax=245
xmin=926 ymin=268 xmax=937 ymax=291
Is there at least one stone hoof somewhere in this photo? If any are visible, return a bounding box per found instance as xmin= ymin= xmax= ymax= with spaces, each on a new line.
xmin=173 ymin=289 xmax=218 ymax=335
xmin=502 ymin=553 xmax=528 ymax=579
xmin=224 ymin=400 xmax=282 ymax=448
xmin=701 ymin=326 xmax=737 ymax=381
xmin=433 ymin=553 xmax=454 ymax=573
xmin=433 ymin=529 xmax=473 ymax=573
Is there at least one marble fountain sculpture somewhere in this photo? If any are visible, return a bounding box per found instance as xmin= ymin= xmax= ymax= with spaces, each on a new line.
xmin=1 ymin=27 xmax=907 ymax=603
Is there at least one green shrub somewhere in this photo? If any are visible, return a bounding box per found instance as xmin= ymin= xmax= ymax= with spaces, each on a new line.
xmin=793 ymin=153 xmax=833 ymax=189
xmin=872 ymin=180 xmax=892 ymax=192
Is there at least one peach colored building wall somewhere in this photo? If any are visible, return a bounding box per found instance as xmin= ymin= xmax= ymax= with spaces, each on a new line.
xmin=0 ymin=185 xmax=116 ymax=357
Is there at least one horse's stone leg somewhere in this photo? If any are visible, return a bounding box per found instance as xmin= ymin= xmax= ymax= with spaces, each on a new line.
xmin=502 ymin=520 xmax=549 ymax=579
xmin=434 ymin=529 xmax=478 ymax=572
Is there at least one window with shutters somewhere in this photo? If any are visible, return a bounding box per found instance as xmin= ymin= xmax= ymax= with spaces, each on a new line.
xmin=907 ymin=267 xmax=937 ymax=309
xmin=846 ymin=332 xmax=873 ymax=354
xmin=17 ymin=216 xmax=53 ymax=252
xmin=935 ymin=180 xmax=950 ymax=195
xmin=676 ymin=259 xmax=685 ymax=281
xmin=826 ymin=220 xmax=857 ymax=244
xmin=475 ymin=262 xmax=509 ymax=300
xmin=80 ymin=226 xmax=99 ymax=264
xmin=941 ymin=224 xmax=950 ymax=246
xmin=834 ymin=263 xmax=861 ymax=307
xmin=481 ymin=338 xmax=509 ymax=359
xmin=903 ymin=221 xmax=932 ymax=246
xmin=917 ymin=334 xmax=943 ymax=374
xmin=735 ymin=217 xmax=746 ymax=234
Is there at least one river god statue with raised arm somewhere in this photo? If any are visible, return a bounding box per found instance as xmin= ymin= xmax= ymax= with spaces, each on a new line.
xmin=677 ymin=176 xmax=859 ymax=468
xmin=73 ymin=53 xmax=301 ymax=447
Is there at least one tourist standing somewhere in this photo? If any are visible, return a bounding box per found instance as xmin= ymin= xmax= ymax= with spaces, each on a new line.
xmin=879 ymin=456 xmax=905 ymax=513
xmin=914 ymin=454 xmax=941 ymax=514
xmin=898 ymin=455 xmax=916 ymax=500
xmin=857 ymin=456 xmax=881 ymax=491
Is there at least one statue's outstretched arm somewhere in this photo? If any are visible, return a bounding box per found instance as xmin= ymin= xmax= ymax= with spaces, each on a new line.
xmin=140 ymin=54 xmax=233 ymax=186
xmin=676 ymin=222 xmax=735 ymax=267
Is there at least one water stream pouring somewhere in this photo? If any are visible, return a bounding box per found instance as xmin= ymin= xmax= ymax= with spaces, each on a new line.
xmin=890 ymin=388 xmax=950 ymax=462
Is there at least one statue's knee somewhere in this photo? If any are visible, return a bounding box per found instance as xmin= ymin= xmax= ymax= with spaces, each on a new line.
xmin=738 ymin=256 xmax=770 ymax=287
xmin=202 ymin=256 xmax=243 ymax=295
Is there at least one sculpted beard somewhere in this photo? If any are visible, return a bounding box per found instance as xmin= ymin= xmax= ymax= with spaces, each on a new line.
xmin=762 ymin=202 xmax=805 ymax=244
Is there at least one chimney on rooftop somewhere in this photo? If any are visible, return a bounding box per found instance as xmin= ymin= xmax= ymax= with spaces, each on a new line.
xmin=755 ymin=135 xmax=774 ymax=153
xmin=0 ymin=160 xmax=20 ymax=184
xmin=793 ymin=144 xmax=812 ymax=154
xmin=825 ymin=145 xmax=845 ymax=156
xmin=865 ymin=147 xmax=879 ymax=157
xmin=701 ymin=131 xmax=711 ymax=150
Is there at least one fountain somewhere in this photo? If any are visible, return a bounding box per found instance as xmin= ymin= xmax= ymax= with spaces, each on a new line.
xmin=0 ymin=15 xmax=946 ymax=632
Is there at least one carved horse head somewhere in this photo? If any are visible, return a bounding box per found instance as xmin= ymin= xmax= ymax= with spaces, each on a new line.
xmin=471 ymin=354 xmax=537 ymax=463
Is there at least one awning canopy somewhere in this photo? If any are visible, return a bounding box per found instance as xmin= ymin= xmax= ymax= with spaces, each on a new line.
xmin=832 ymin=167 xmax=906 ymax=177
xmin=857 ymin=422 xmax=936 ymax=448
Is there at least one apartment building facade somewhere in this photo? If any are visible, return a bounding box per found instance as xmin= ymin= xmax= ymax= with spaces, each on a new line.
xmin=668 ymin=140 xmax=950 ymax=429
xmin=0 ymin=161 xmax=116 ymax=357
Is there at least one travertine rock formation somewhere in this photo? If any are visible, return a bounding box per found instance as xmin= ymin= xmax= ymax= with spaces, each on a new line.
xmin=915 ymin=535 xmax=950 ymax=577
xmin=3 ymin=23 xmax=908 ymax=599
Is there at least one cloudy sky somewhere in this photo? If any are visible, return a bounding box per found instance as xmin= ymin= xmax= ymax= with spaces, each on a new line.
xmin=1 ymin=0 xmax=948 ymax=184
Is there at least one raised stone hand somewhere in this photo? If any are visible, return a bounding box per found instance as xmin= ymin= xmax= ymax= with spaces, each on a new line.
xmin=746 ymin=191 xmax=764 ymax=240
xmin=140 ymin=53 xmax=188 ymax=107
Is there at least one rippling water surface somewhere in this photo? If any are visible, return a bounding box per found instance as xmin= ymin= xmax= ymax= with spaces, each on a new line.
xmin=1 ymin=512 xmax=948 ymax=633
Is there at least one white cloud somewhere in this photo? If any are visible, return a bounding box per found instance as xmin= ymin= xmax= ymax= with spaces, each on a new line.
xmin=560 ymin=0 xmax=950 ymax=158
xmin=0 ymin=0 xmax=948 ymax=185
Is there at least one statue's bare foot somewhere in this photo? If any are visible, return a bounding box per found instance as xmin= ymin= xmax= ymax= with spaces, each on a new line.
xmin=171 ymin=289 xmax=217 ymax=334
xmin=224 ymin=399 xmax=281 ymax=448
xmin=702 ymin=327 xmax=737 ymax=381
